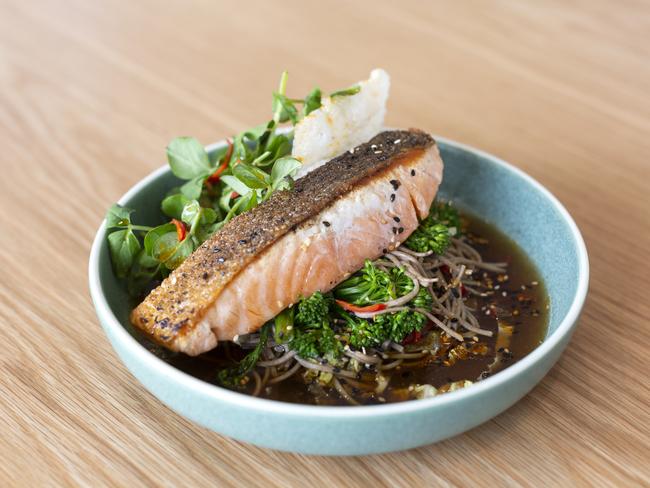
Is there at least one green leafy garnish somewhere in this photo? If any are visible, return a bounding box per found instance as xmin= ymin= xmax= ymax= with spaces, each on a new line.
xmin=303 ymin=88 xmax=322 ymax=116
xmin=161 ymin=194 xmax=191 ymax=220
xmin=166 ymin=136 xmax=212 ymax=180
xmin=105 ymin=72 xmax=364 ymax=295
xmin=106 ymin=204 xmax=135 ymax=228
xmin=107 ymin=228 xmax=141 ymax=278
xmin=105 ymin=204 xmax=150 ymax=278
xmin=330 ymin=85 xmax=361 ymax=98
xmin=217 ymin=324 xmax=271 ymax=388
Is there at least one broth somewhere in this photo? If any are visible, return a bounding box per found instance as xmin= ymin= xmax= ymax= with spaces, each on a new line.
xmin=145 ymin=212 xmax=549 ymax=405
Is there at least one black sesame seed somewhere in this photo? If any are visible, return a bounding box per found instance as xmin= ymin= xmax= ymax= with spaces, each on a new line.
xmin=398 ymin=227 xmax=404 ymax=233
xmin=392 ymin=227 xmax=398 ymax=234
xmin=201 ymin=272 xmax=209 ymax=280
xmin=238 ymin=239 xmax=247 ymax=244
xmin=323 ymin=221 xmax=331 ymax=227
xmin=389 ymin=179 xmax=400 ymax=190
xmin=390 ymin=194 xmax=395 ymax=202
xmin=410 ymin=169 xmax=416 ymax=176
xmin=212 ymin=246 xmax=221 ymax=253
xmin=393 ymin=216 xmax=401 ymax=223
xmin=382 ymin=248 xmax=388 ymax=254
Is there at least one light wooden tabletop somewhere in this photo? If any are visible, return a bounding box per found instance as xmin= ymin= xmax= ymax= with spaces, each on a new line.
xmin=2 ymin=0 xmax=649 ymax=486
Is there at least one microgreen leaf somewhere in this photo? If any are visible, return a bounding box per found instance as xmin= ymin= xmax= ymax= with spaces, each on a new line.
xmin=107 ymin=228 xmax=141 ymax=278
xmin=161 ymin=194 xmax=191 ymax=220
xmin=266 ymin=134 xmax=292 ymax=162
xmin=105 ymin=204 xmax=134 ymax=228
xmin=144 ymin=223 xmax=177 ymax=256
xmin=151 ymin=232 xmax=180 ymax=263
xmin=304 ymin=87 xmax=322 ymax=115
xmin=330 ymin=85 xmax=361 ymax=98
xmin=242 ymin=121 xmax=272 ymax=142
xmin=180 ymin=200 xmax=202 ymax=227
xmin=166 ymin=137 xmax=211 ymax=180
xmin=180 ymin=175 xmax=206 ymax=200
xmin=221 ymin=175 xmax=252 ymax=196
xmin=201 ymin=207 xmax=218 ymax=225
xmin=233 ymin=162 xmax=271 ymax=189
xmin=164 ymin=238 xmax=194 ymax=269
xmin=137 ymin=249 xmax=160 ymax=268
xmin=126 ymin=251 xmax=162 ymax=297
xmin=272 ymin=93 xmax=299 ymax=124
xmin=239 ymin=190 xmax=258 ymax=212
xmin=270 ymin=156 xmax=301 ymax=190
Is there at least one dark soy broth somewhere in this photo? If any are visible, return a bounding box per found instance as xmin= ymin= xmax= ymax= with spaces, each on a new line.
xmin=148 ymin=213 xmax=549 ymax=405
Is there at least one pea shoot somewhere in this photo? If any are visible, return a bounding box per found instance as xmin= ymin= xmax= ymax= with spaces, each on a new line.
xmin=105 ymin=72 xmax=360 ymax=296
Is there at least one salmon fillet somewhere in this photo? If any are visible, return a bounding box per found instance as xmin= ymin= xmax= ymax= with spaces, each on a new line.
xmin=130 ymin=130 xmax=443 ymax=355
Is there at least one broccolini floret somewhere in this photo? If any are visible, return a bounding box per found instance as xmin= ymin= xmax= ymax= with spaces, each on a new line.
xmin=346 ymin=309 xmax=427 ymax=348
xmin=334 ymin=260 xmax=392 ymax=305
xmin=334 ymin=260 xmax=417 ymax=305
xmin=295 ymin=291 xmax=331 ymax=327
xmin=372 ymin=309 xmax=427 ymax=344
xmin=405 ymin=201 xmax=460 ymax=254
xmin=287 ymin=292 xmax=343 ymax=359
xmin=290 ymin=325 xmax=342 ymax=359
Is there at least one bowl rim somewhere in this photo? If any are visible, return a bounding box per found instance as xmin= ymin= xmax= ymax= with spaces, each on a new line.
xmin=89 ymin=135 xmax=589 ymax=418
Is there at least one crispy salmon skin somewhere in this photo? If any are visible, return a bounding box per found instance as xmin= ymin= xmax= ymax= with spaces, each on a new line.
xmin=130 ymin=129 xmax=443 ymax=355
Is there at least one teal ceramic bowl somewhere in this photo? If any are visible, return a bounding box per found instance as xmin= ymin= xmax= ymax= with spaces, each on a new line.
xmin=89 ymin=136 xmax=588 ymax=455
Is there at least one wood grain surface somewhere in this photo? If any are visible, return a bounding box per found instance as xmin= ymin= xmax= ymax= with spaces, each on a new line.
xmin=1 ymin=0 xmax=648 ymax=486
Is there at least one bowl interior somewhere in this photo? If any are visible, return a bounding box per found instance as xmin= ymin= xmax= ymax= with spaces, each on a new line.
xmin=436 ymin=140 xmax=582 ymax=334
xmin=97 ymin=138 xmax=583 ymax=368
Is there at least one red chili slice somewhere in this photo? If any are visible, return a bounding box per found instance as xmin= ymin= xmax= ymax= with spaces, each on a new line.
xmin=335 ymin=300 xmax=387 ymax=313
xmin=172 ymin=219 xmax=187 ymax=242
xmin=402 ymin=330 xmax=422 ymax=345
xmin=206 ymin=139 xmax=233 ymax=183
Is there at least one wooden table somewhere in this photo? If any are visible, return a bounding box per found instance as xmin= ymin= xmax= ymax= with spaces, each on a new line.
xmin=2 ymin=0 xmax=648 ymax=486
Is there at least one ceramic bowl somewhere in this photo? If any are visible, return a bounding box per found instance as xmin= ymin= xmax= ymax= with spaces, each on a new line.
xmin=89 ymin=136 xmax=588 ymax=455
